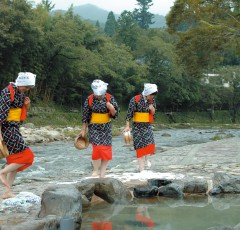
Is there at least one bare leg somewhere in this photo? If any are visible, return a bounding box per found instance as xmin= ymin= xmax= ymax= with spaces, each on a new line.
xmin=138 ymin=157 xmax=144 ymax=172
xmin=145 ymin=155 xmax=151 ymax=168
xmin=92 ymin=160 xmax=101 ymax=177
xmin=0 ymin=173 xmax=8 ymax=188
xmin=2 ymin=170 xmax=17 ymax=199
xmin=0 ymin=163 xmax=24 ymax=198
xmin=100 ymin=160 xmax=108 ymax=178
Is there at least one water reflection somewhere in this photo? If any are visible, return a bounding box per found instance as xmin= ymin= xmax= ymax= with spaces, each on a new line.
xmin=92 ymin=221 xmax=112 ymax=230
xmin=82 ymin=195 xmax=240 ymax=230
xmin=135 ymin=206 xmax=154 ymax=228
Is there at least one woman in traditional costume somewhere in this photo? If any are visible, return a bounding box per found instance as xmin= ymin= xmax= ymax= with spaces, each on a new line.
xmin=124 ymin=83 xmax=158 ymax=172
xmin=78 ymin=80 xmax=119 ymax=178
xmin=0 ymin=72 xmax=36 ymax=199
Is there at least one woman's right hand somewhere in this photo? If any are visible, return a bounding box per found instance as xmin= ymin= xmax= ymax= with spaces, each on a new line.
xmin=0 ymin=126 xmax=2 ymax=141
xmin=123 ymin=121 xmax=131 ymax=132
xmin=79 ymin=123 xmax=88 ymax=137
xmin=123 ymin=126 xmax=130 ymax=133
xmin=78 ymin=130 xmax=85 ymax=138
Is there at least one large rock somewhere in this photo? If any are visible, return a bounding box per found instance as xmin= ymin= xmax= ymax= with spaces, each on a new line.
xmin=133 ymin=178 xmax=207 ymax=198
xmin=38 ymin=185 xmax=82 ymax=229
xmin=158 ymin=182 xmax=184 ymax=198
xmin=147 ymin=179 xmax=172 ymax=187
xmin=82 ymin=178 xmax=132 ymax=204
xmin=76 ymin=180 xmax=95 ymax=209
xmin=181 ymin=177 xmax=208 ymax=193
xmin=133 ymin=185 xmax=158 ymax=198
xmin=210 ymin=173 xmax=240 ymax=195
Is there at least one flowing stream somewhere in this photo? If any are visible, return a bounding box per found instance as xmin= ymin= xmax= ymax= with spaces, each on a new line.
xmin=2 ymin=128 xmax=239 ymax=229
xmin=79 ymin=128 xmax=240 ymax=230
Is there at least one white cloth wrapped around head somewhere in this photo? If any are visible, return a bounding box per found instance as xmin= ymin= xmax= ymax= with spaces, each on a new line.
xmin=15 ymin=72 xmax=36 ymax=87
xmin=91 ymin=79 xmax=108 ymax=96
xmin=142 ymin=83 xmax=158 ymax=96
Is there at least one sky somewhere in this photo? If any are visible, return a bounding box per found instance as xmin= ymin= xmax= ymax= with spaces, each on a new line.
xmin=33 ymin=0 xmax=175 ymax=16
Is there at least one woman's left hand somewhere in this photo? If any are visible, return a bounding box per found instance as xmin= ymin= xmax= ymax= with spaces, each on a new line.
xmin=24 ymin=97 xmax=31 ymax=110
xmin=106 ymin=102 xmax=116 ymax=116
xmin=149 ymin=104 xmax=155 ymax=115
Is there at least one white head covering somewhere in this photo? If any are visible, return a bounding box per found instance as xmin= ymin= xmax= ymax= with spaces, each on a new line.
xmin=91 ymin=79 xmax=108 ymax=96
xmin=15 ymin=72 xmax=36 ymax=87
xmin=142 ymin=83 xmax=158 ymax=96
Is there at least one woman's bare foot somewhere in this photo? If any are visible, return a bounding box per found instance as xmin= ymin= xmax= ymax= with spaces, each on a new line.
xmin=91 ymin=171 xmax=98 ymax=177
xmin=100 ymin=175 xmax=106 ymax=178
xmin=0 ymin=173 xmax=10 ymax=188
xmin=2 ymin=191 xmax=15 ymax=199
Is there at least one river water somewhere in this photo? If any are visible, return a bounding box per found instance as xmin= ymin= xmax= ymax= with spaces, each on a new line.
xmin=2 ymin=128 xmax=240 ymax=229
xmin=79 ymin=128 xmax=240 ymax=230
xmin=82 ymin=195 xmax=240 ymax=230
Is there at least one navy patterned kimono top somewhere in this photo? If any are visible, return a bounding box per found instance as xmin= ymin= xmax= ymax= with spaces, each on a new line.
xmin=0 ymin=83 xmax=28 ymax=154
xmin=82 ymin=94 xmax=119 ymax=146
xmin=125 ymin=94 xmax=156 ymax=150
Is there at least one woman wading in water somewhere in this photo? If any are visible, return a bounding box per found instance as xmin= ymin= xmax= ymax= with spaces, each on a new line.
xmin=124 ymin=83 xmax=157 ymax=172
xmin=78 ymin=80 xmax=119 ymax=178
xmin=0 ymin=72 xmax=36 ymax=199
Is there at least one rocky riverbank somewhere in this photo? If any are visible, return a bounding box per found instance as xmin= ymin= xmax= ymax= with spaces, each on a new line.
xmin=0 ymin=125 xmax=240 ymax=229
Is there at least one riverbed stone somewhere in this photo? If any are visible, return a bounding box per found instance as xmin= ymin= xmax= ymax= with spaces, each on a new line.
xmin=38 ymin=185 xmax=82 ymax=229
xmin=76 ymin=180 xmax=95 ymax=201
xmin=181 ymin=177 xmax=208 ymax=193
xmin=82 ymin=178 xmax=132 ymax=204
xmin=1 ymin=129 xmax=240 ymax=228
xmin=158 ymin=182 xmax=184 ymax=198
xmin=209 ymin=173 xmax=240 ymax=195
xmin=76 ymin=180 xmax=95 ymax=209
xmin=133 ymin=185 xmax=158 ymax=198
xmin=147 ymin=178 xmax=172 ymax=187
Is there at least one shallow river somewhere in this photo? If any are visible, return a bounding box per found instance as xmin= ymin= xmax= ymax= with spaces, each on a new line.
xmin=2 ymin=128 xmax=240 ymax=229
xmin=79 ymin=128 xmax=240 ymax=230
xmin=82 ymin=195 xmax=240 ymax=230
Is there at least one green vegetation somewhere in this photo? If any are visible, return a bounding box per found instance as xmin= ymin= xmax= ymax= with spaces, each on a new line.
xmin=0 ymin=0 xmax=239 ymax=121
xmin=26 ymin=104 xmax=240 ymax=130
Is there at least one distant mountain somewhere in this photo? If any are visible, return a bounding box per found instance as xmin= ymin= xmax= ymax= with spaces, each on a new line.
xmin=73 ymin=4 xmax=110 ymax=23
xmin=151 ymin=14 xmax=166 ymax=28
xmin=71 ymin=4 xmax=166 ymax=28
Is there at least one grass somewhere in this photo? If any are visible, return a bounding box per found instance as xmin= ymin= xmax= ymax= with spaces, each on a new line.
xmin=26 ymin=105 xmax=240 ymax=131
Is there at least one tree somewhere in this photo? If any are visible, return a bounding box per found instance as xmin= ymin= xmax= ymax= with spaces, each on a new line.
xmin=0 ymin=0 xmax=42 ymax=86
xmin=115 ymin=11 xmax=141 ymax=50
xmin=41 ymin=0 xmax=55 ymax=12
xmin=104 ymin=11 xmax=117 ymax=37
xmin=166 ymin=0 xmax=240 ymax=76
xmin=95 ymin=20 xmax=100 ymax=28
xmin=133 ymin=0 xmax=154 ymax=29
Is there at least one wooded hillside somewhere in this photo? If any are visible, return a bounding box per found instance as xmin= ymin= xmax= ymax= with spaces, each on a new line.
xmin=0 ymin=0 xmax=239 ymax=121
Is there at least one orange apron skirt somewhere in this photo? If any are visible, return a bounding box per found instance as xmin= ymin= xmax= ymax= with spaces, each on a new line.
xmin=136 ymin=143 xmax=155 ymax=158
xmin=6 ymin=148 xmax=34 ymax=171
xmin=92 ymin=144 xmax=112 ymax=160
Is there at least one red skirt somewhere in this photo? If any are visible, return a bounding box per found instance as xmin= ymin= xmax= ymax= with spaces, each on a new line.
xmin=136 ymin=143 xmax=155 ymax=158
xmin=6 ymin=148 xmax=34 ymax=172
xmin=92 ymin=144 xmax=112 ymax=160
